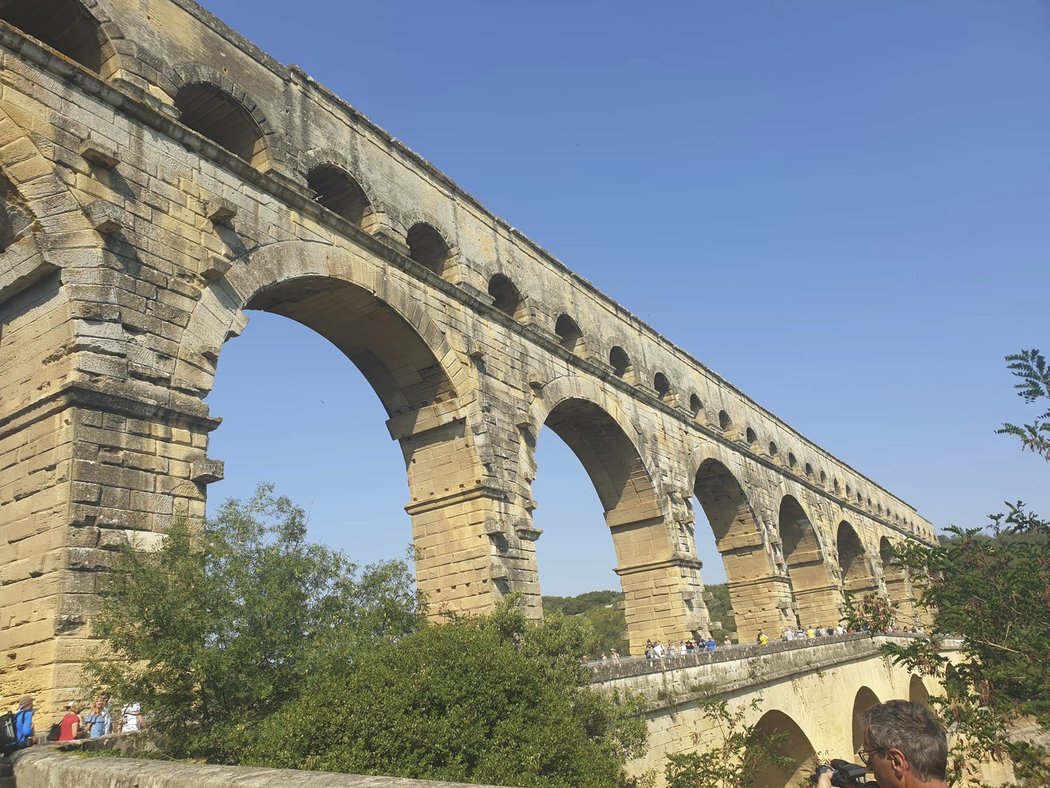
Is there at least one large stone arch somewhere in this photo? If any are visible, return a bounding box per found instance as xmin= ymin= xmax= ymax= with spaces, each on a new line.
xmin=752 ymin=709 xmax=819 ymax=788
xmin=909 ymin=674 xmax=931 ymax=706
xmin=837 ymin=520 xmax=879 ymax=600
xmin=686 ymin=443 xmax=793 ymax=642
xmin=851 ymin=686 xmax=882 ymax=754
xmin=176 ymin=240 xmax=504 ymax=617
xmin=527 ymin=376 xmax=703 ymax=651
xmin=778 ymin=494 xmax=842 ymax=629
xmin=880 ymin=536 xmax=918 ymax=629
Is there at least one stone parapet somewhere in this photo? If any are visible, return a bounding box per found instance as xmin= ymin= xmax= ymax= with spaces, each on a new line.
xmin=590 ymin=634 xmax=960 ymax=712
xmin=8 ymin=746 xmax=495 ymax=788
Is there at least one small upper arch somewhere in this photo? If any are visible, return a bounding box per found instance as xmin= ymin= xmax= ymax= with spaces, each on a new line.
xmin=487 ymin=272 xmax=527 ymax=322
xmin=407 ymin=221 xmax=456 ymax=280
xmin=166 ymin=64 xmax=284 ymax=171
xmin=174 ymin=81 xmax=270 ymax=168
xmin=1 ymin=0 xmax=122 ymax=79
xmin=653 ymin=371 xmax=673 ymax=402
xmin=688 ymin=392 xmax=703 ymax=419
xmin=718 ymin=409 xmax=733 ymax=434
xmin=306 ymin=164 xmax=377 ymax=232
xmin=609 ymin=345 xmax=633 ymax=381
xmin=554 ymin=312 xmax=586 ymax=356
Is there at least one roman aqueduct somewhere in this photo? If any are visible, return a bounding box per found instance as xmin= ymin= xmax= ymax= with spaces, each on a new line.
xmin=1 ymin=0 xmax=935 ymax=713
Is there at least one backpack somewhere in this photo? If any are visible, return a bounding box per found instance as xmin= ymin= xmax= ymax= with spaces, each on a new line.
xmin=45 ymin=722 xmax=61 ymax=742
xmin=0 ymin=709 xmax=31 ymax=755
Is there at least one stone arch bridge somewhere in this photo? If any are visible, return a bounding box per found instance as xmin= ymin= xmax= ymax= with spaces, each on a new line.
xmin=0 ymin=0 xmax=935 ymax=708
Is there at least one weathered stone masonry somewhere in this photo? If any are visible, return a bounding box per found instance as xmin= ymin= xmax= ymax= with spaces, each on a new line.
xmin=0 ymin=0 xmax=935 ymax=712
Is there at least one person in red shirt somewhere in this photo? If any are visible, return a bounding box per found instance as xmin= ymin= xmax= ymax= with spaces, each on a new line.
xmin=57 ymin=702 xmax=83 ymax=741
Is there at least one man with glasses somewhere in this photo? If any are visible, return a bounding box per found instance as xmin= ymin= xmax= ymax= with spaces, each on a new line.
xmin=817 ymin=700 xmax=949 ymax=788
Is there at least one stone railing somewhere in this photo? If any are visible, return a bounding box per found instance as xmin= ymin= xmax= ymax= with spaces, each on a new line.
xmin=589 ymin=633 xmax=960 ymax=712
xmin=6 ymin=745 xmax=494 ymax=788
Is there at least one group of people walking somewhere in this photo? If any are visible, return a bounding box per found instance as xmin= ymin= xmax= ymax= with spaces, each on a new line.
xmin=4 ymin=694 xmax=144 ymax=751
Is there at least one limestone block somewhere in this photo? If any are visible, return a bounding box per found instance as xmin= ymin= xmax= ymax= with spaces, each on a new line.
xmin=84 ymin=200 xmax=122 ymax=234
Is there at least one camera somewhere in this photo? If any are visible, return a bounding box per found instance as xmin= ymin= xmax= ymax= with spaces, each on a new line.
xmin=810 ymin=759 xmax=878 ymax=787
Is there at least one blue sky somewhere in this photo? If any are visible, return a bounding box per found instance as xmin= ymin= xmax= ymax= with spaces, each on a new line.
xmin=198 ymin=0 xmax=1050 ymax=595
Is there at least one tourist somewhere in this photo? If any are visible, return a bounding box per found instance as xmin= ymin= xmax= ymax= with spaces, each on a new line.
xmin=57 ymin=702 xmax=82 ymax=741
xmin=8 ymin=696 xmax=35 ymax=752
xmin=784 ymin=627 xmax=795 ymax=641
xmin=121 ymin=702 xmax=145 ymax=733
xmin=644 ymin=639 xmax=654 ymax=662
xmin=83 ymin=696 xmax=108 ymax=738
xmin=723 ymin=635 xmax=731 ymax=646
xmin=610 ymin=648 xmax=620 ymax=664
xmin=817 ymin=700 xmax=948 ymax=788
xmin=600 ymin=651 xmax=608 ymax=664
xmin=706 ymin=637 xmax=716 ymax=653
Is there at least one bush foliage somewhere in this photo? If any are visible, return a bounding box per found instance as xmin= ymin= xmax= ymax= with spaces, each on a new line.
xmin=88 ymin=485 xmax=645 ymax=785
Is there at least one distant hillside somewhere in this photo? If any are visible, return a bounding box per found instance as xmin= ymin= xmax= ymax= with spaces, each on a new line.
xmin=542 ymin=583 xmax=738 ymax=656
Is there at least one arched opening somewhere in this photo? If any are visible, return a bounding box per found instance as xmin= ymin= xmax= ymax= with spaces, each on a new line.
xmin=852 ymin=686 xmax=882 ymax=754
xmin=175 ymin=83 xmax=269 ymax=168
xmin=407 ymin=223 xmax=453 ymax=279
xmin=693 ymin=458 xmax=789 ymax=642
xmin=778 ymin=496 xmax=842 ymax=630
xmin=689 ymin=393 xmax=702 ymax=418
xmin=609 ymin=346 xmax=631 ymax=379
xmin=881 ymin=536 xmax=916 ymax=628
xmin=487 ymin=274 xmax=526 ymax=321
xmin=554 ymin=313 xmax=585 ymax=355
xmin=1 ymin=0 xmax=110 ymax=75
xmin=787 ymin=452 xmax=797 ymax=469
xmin=719 ymin=410 xmax=733 ymax=433
xmin=746 ymin=427 xmax=758 ymax=445
xmin=207 ymin=275 xmax=474 ymax=617
xmin=910 ymin=675 xmax=931 ymax=706
xmin=654 ymin=372 xmax=672 ymax=401
xmin=534 ymin=398 xmax=675 ymax=653
xmin=752 ymin=710 xmax=818 ymax=788
xmin=837 ymin=521 xmax=878 ymax=598
xmin=769 ymin=441 xmax=779 ymax=459
xmin=804 ymin=462 xmax=813 ymax=478
xmin=307 ymin=165 xmax=374 ymax=231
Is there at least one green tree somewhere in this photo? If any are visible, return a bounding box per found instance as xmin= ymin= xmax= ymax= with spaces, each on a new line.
xmin=246 ymin=599 xmax=647 ymax=787
xmin=87 ymin=484 xmax=422 ymax=763
xmin=543 ymin=590 xmax=629 ymax=655
xmin=663 ymin=698 xmax=793 ymax=788
xmin=878 ymin=350 xmax=1050 ymax=786
xmin=998 ymin=349 xmax=1050 ymax=461
xmin=840 ymin=591 xmax=897 ymax=634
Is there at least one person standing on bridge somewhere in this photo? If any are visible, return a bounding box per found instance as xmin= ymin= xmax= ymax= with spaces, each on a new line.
xmin=817 ymin=700 xmax=948 ymax=788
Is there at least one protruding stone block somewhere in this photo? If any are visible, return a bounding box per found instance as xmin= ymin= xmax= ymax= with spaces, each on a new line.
xmin=85 ymin=201 xmax=122 ymax=234
xmin=205 ymin=197 xmax=237 ymax=225
xmin=190 ymin=458 xmax=225 ymax=485
xmin=199 ymin=256 xmax=231 ymax=282
xmin=79 ymin=140 xmax=119 ymax=169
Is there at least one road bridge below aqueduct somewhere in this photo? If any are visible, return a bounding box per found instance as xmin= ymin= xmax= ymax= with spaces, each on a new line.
xmin=591 ymin=635 xmax=992 ymax=787
xmin=1 ymin=0 xmax=936 ymax=711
